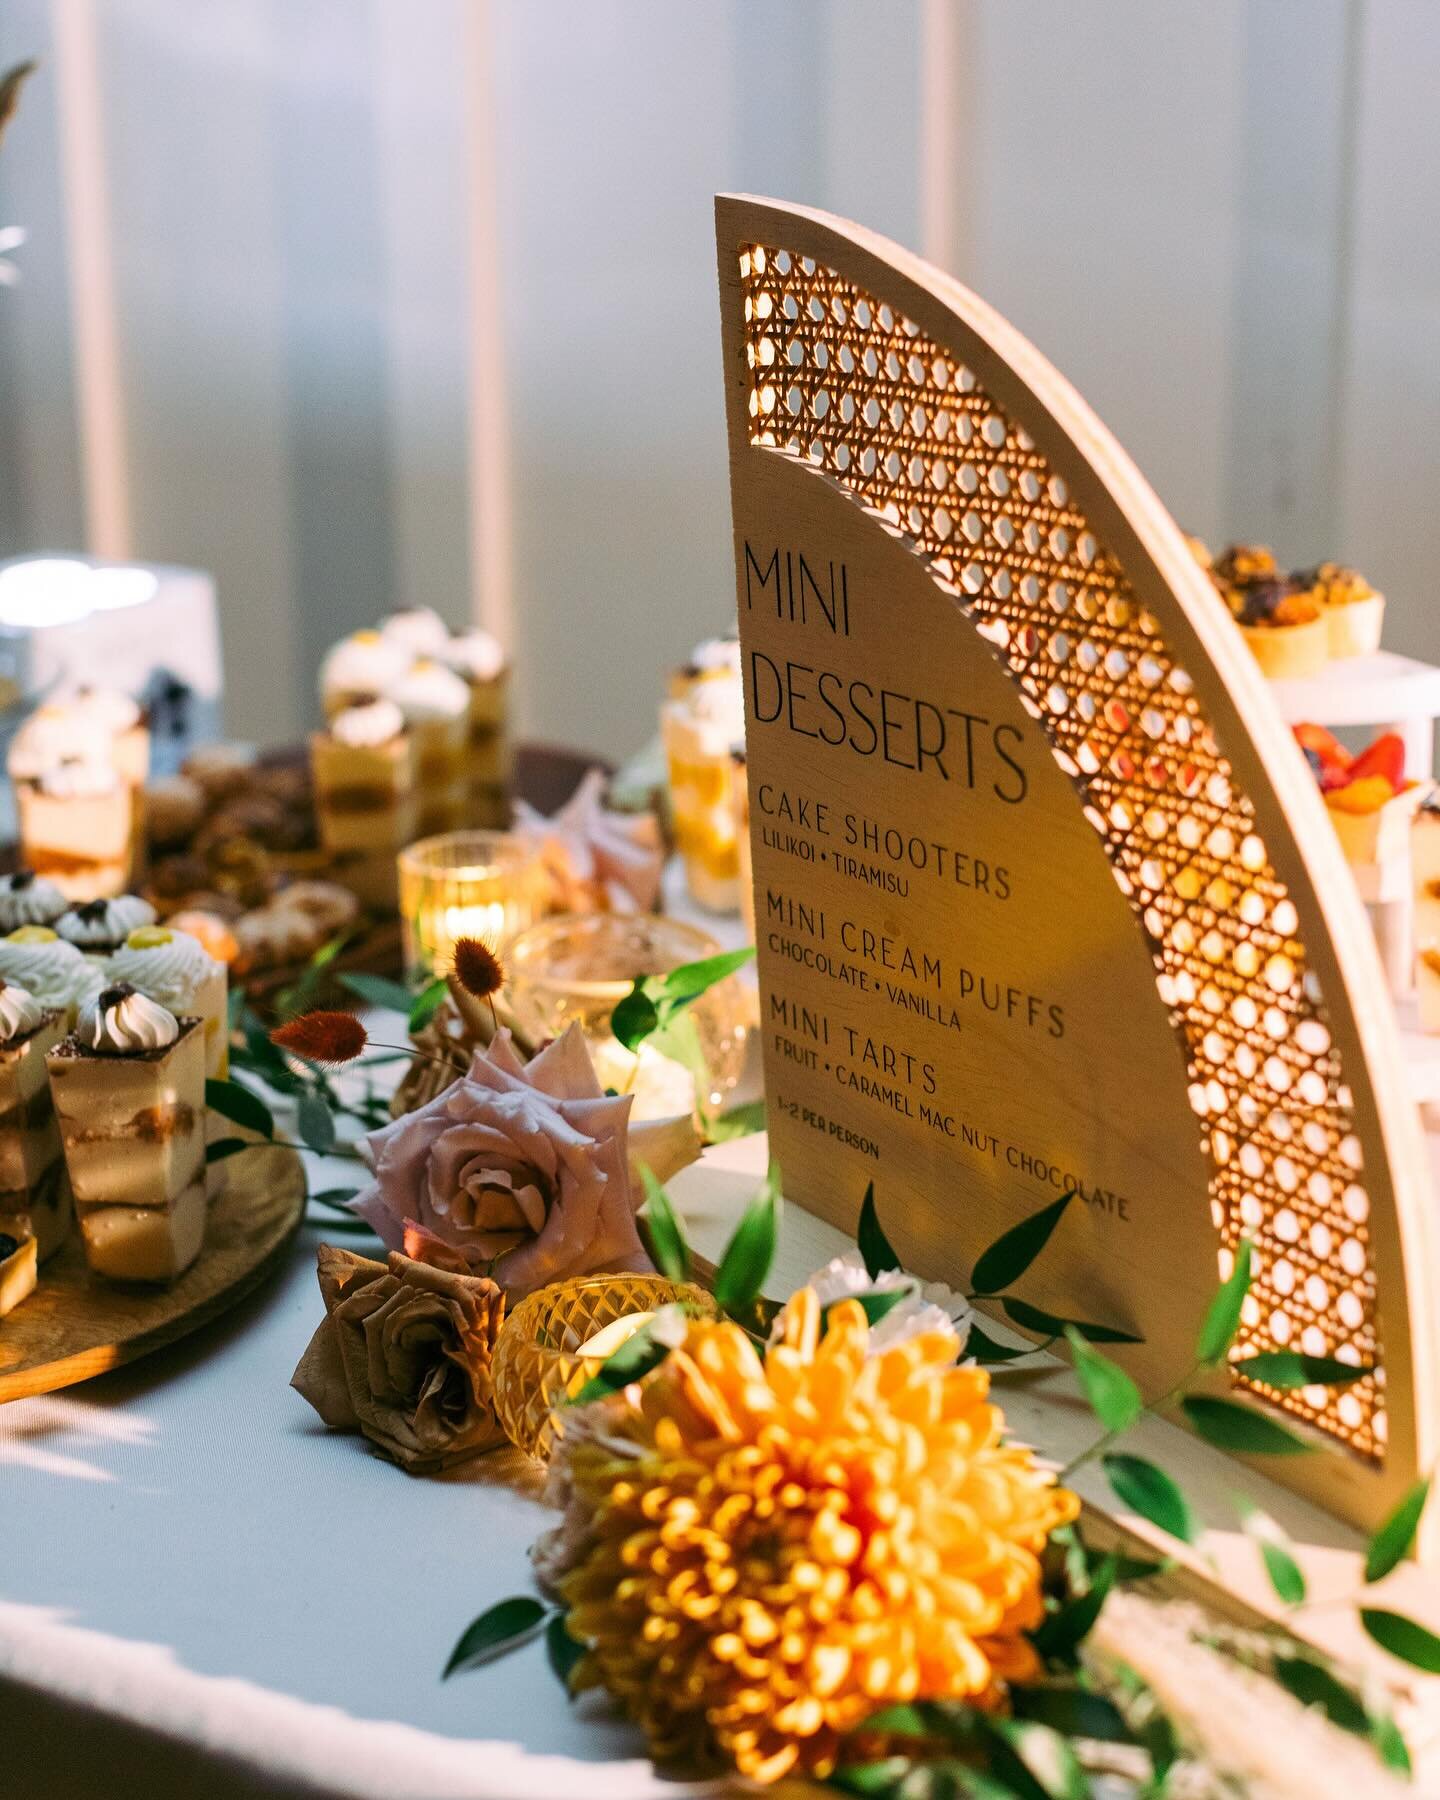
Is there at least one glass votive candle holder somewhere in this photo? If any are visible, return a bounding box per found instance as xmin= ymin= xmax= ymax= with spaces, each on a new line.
xmin=492 ymin=1271 xmax=718 ymax=1461
xmin=504 ymin=911 xmax=750 ymax=1113
xmin=398 ymin=829 xmax=546 ymax=980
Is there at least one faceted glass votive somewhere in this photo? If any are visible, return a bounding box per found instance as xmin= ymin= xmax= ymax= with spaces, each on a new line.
xmin=397 ymin=829 xmax=546 ymax=980
xmin=492 ymin=1272 xmax=718 ymax=1461
xmin=505 ymin=912 xmax=750 ymax=1111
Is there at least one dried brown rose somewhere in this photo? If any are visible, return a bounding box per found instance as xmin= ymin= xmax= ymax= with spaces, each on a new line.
xmin=291 ymin=1243 xmax=505 ymax=1473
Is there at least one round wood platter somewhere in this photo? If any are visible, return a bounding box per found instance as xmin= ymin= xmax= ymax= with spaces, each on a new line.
xmin=0 ymin=1139 xmax=307 ymax=1402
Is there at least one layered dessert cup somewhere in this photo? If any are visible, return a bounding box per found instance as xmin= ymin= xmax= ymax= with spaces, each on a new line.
xmin=47 ymin=985 xmax=207 ymax=1283
xmin=15 ymin=757 xmax=134 ymax=898
xmin=387 ymin=659 xmax=470 ymax=836
xmin=0 ymin=1223 xmax=36 ymax=1316
xmin=662 ymin=636 xmax=746 ymax=913
xmin=106 ymin=925 xmax=229 ymax=1078
xmin=0 ymin=980 xmax=70 ymax=1261
xmin=442 ymin=629 xmax=512 ymax=828
xmin=310 ymin=696 xmax=419 ymax=855
xmin=319 ymin=629 xmax=412 ymax=721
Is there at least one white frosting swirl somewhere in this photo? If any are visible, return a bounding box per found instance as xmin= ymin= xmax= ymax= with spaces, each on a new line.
xmin=37 ymin=757 xmax=120 ymax=798
xmin=380 ymin=608 xmax=451 ymax=655
xmin=8 ymin=707 xmax=112 ymax=780
xmin=0 ymin=931 xmax=91 ymax=1011
xmin=0 ymin=871 xmax=67 ymax=931
xmin=0 ymin=981 xmax=46 ymax=1043
xmin=386 ymin=658 xmax=469 ymax=722
xmin=56 ymin=894 xmax=157 ymax=951
xmin=685 ymin=635 xmax=742 ymax=677
xmin=76 ymin=983 xmax=179 ymax=1054
xmin=61 ymin=686 xmax=142 ymax=734
xmin=319 ymin=631 xmax=411 ymax=703
xmin=331 ymin=697 xmax=405 ymax=748
xmin=442 ymin=629 xmax=506 ymax=681
xmin=106 ymin=928 xmax=220 ymax=1012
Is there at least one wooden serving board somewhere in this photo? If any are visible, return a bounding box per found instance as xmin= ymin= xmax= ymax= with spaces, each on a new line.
xmin=0 ymin=1139 xmax=307 ymax=1402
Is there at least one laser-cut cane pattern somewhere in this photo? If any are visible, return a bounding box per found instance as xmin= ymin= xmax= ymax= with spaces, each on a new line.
xmin=737 ymin=242 xmax=1382 ymax=1458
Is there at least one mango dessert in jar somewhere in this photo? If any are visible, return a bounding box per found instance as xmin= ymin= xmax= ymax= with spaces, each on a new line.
xmin=662 ymin=635 xmax=746 ymax=913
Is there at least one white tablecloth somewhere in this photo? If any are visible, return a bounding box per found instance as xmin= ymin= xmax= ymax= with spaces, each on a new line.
xmin=0 ymin=1020 xmax=772 ymax=1800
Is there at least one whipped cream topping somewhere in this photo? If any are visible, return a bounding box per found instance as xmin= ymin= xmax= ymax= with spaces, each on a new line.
xmin=37 ymin=756 xmax=121 ymax=798
xmin=442 ymin=628 xmax=506 ymax=681
xmin=76 ymin=982 xmax=179 ymax=1055
xmin=0 ymin=870 xmax=67 ymax=931
xmin=0 ymin=930 xmax=91 ymax=1011
xmin=387 ymin=658 xmax=469 ymax=722
xmin=331 ymin=697 xmax=405 ymax=748
xmin=0 ymin=980 xmax=46 ymax=1043
xmin=56 ymin=894 xmax=157 ymax=951
xmin=8 ymin=707 xmax=113 ymax=780
xmin=683 ymin=635 xmax=742 ymax=677
xmin=380 ymin=608 xmax=451 ymax=655
xmin=320 ymin=631 xmax=411 ymax=703
xmin=60 ymin=685 xmax=142 ymax=735
xmin=106 ymin=926 xmax=221 ymax=1013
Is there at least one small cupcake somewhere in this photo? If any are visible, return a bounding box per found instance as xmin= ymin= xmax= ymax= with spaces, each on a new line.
xmin=379 ymin=607 xmax=452 ymax=657
xmin=1213 ymin=547 xmax=1329 ymax=680
xmin=0 ymin=927 xmax=104 ymax=1024
xmin=319 ymin=630 xmax=412 ymax=721
xmin=57 ymin=894 xmax=158 ymax=958
xmin=1302 ymin=561 xmax=1385 ymax=661
xmin=106 ymin=924 xmax=228 ymax=1078
xmin=386 ymin=659 xmax=470 ymax=835
xmin=0 ymin=870 xmax=68 ymax=933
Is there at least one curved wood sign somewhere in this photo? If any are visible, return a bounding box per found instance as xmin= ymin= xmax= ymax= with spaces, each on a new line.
xmin=716 ymin=194 xmax=1439 ymax=1545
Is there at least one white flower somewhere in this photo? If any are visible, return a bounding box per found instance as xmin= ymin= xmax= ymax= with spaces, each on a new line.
xmin=776 ymin=1247 xmax=974 ymax=1355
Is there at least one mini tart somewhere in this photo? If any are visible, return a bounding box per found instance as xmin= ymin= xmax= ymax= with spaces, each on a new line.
xmin=1304 ymin=563 xmax=1385 ymax=660
xmin=1326 ymin=778 xmax=1427 ymax=866
xmin=1227 ymin=579 xmax=1329 ymax=679
xmin=0 ymin=1223 xmax=37 ymax=1316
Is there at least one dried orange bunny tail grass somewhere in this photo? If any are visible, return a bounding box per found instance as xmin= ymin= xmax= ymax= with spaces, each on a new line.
xmin=450 ymin=935 xmax=505 ymax=1033
xmin=270 ymin=1010 xmax=368 ymax=1066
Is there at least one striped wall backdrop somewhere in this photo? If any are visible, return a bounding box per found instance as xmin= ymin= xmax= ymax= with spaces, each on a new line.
xmin=0 ymin=0 xmax=1437 ymax=758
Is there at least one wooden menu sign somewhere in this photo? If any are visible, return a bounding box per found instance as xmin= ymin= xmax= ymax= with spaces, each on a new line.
xmin=716 ymin=195 xmax=1440 ymax=1546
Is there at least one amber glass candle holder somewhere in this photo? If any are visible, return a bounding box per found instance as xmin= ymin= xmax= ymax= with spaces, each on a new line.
xmin=397 ymin=829 xmax=545 ymax=980
xmin=504 ymin=912 xmax=750 ymax=1112
xmin=492 ymin=1272 xmax=718 ymax=1461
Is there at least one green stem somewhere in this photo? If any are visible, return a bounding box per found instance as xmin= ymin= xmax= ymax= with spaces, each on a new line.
xmin=1059 ymin=1361 xmax=1203 ymax=1482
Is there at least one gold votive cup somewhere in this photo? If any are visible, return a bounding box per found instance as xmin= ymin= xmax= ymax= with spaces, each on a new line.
xmin=492 ymin=1272 xmax=717 ymax=1461
xmin=397 ymin=829 xmax=546 ymax=980
xmin=504 ymin=911 xmax=750 ymax=1112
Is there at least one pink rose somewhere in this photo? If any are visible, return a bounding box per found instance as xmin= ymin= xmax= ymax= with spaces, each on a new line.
xmin=351 ymin=1024 xmax=700 ymax=1299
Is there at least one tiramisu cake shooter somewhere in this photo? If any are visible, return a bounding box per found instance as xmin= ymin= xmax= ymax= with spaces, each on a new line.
xmin=0 ymin=977 xmax=71 ymax=1261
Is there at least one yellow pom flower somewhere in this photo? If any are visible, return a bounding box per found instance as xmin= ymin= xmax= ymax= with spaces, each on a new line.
xmin=550 ymin=1288 xmax=1079 ymax=1783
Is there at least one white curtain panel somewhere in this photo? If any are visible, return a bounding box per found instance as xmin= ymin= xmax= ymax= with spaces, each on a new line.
xmin=0 ymin=0 xmax=1436 ymax=755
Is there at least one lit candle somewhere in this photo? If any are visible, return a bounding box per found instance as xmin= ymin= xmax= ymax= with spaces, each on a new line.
xmin=397 ymin=830 xmax=545 ymax=979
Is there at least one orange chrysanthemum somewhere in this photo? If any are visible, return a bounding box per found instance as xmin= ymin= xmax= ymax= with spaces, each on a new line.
xmin=270 ymin=1009 xmax=368 ymax=1065
xmin=549 ymin=1290 xmax=1078 ymax=1783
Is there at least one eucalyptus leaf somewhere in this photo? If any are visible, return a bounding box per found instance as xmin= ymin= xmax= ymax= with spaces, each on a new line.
xmin=1361 ymin=1608 xmax=1440 ymax=1674
xmin=1365 ymin=1476 xmax=1430 ymax=1583
xmin=545 ymin=1612 xmax=586 ymax=1690
xmin=986 ymin=1717 xmax=1088 ymax=1800
xmin=1195 ymin=1239 xmax=1251 ymax=1366
xmin=1233 ymin=1350 xmax=1371 ymax=1390
xmin=442 ymin=1595 xmax=547 ymax=1678
xmin=567 ymin=1322 xmax=669 ymax=1406
xmin=340 ymin=972 xmax=417 ymax=1013
xmin=655 ymin=946 xmax=754 ymax=1005
xmin=639 ymin=1165 xmax=691 ymax=1284
xmin=965 ymin=1323 xmax=1038 ymax=1363
xmin=858 ymin=1182 xmax=901 ymax=1278
xmin=408 ymin=976 xmax=450 ymax=1033
xmin=970 ymin=1192 xmax=1074 ymax=1296
xmin=1102 ymin=1453 xmax=1196 ymax=1544
xmin=1240 ymin=1512 xmax=1307 ymax=1606
xmin=823 ymin=1284 xmax=914 ymax=1333
xmin=1031 ymin=1552 xmax=1117 ymax=1661
xmin=1001 ymin=1297 xmax=1140 ymax=1344
xmin=828 ymin=1759 xmax=912 ymax=1797
xmin=1065 ymin=1327 xmax=1142 ymax=1434
xmin=205 ymin=1137 xmax=252 ymax=1165
xmin=205 ymin=1078 xmax=274 ymax=1140
xmin=705 ymin=1099 xmax=766 ymax=1143
xmin=1009 ymin=1685 xmax=1133 ymax=1745
xmin=712 ymin=1164 xmax=780 ymax=1315
xmin=1180 ymin=1395 xmax=1312 ymax=1456
xmin=297 ymin=1092 xmax=337 ymax=1155
xmin=309 ymin=1187 xmax=360 ymax=1213
xmin=610 ymin=982 xmax=659 ymax=1052
xmin=1271 ymin=1656 xmax=1368 ymax=1734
